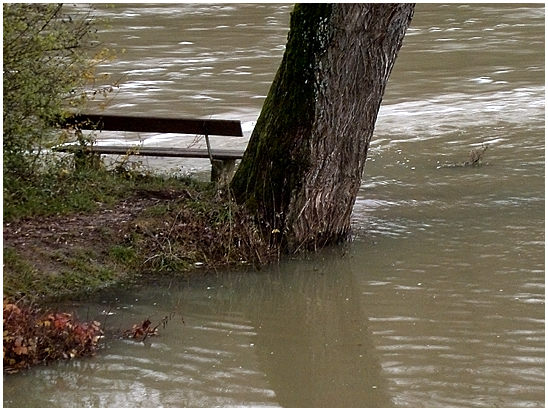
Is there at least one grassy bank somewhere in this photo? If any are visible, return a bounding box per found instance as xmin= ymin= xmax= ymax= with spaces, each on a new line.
xmin=3 ymin=167 xmax=276 ymax=304
xmin=4 ymin=165 xmax=280 ymax=373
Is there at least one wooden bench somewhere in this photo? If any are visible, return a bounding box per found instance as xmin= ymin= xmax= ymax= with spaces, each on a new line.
xmin=54 ymin=113 xmax=245 ymax=184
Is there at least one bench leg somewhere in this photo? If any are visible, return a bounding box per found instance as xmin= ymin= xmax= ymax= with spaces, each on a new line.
xmin=211 ymin=159 xmax=236 ymax=186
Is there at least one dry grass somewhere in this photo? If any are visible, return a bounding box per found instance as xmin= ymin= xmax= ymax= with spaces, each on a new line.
xmin=131 ymin=189 xmax=278 ymax=273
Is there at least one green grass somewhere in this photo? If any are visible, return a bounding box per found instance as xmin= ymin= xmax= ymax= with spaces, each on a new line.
xmin=3 ymin=164 xmax=208 ymax=222
xmin=3 ymin=248 xmax=40 ymax=298
xmin=3 ymin=247 xmax=124 ymax=301
xmin=5 ymin=167 xmax=122 ymax=221
xmin=109 ymin=245 xmax=137 ymax=266
xmin=3 ymin=165 xmax=216 ymax=302
xmin=3 ymin=163 xmax=275 ymax=303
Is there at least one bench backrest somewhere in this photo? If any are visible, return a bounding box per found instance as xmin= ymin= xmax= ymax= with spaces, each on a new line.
xmin=61 ymin=114 xmax=243 ymax=137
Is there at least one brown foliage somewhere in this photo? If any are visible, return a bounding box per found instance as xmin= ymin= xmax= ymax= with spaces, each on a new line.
xmin=123 ymin=318 xmax=157 ymax=341
xmin=3 ymin=299 xmax=103 ymax=373
xmin=122 ymin=313 xmax=182 ymax=342
xmin=134 ymin=192 xmax=278 ymax=272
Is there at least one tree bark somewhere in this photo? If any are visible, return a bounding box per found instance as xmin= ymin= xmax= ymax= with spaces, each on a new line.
xmin=231 ymin=3 xmax=414 ymax=252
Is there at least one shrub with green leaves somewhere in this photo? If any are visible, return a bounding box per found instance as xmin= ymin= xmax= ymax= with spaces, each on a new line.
xmin=3 ymin=4 xmax=106 ymax=192
xmin=3 ymin=4 xmax=120 ymax=218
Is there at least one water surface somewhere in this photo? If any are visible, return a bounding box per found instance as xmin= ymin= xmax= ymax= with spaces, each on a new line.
xmin=3 ymin=4 xmax=544 ymax=407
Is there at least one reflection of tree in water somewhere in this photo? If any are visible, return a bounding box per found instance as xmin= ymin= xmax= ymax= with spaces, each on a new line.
xmin=5 ymin=256 xmax=390 ymax=407
xmin=221 ymin=252 xmax=392 ymax=407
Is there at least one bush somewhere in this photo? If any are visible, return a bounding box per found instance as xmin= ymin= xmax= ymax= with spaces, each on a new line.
xmin=3 ymin=4 xmax=113 ymax=201
xmin=3 ymin=299 xmax=103 ymax=373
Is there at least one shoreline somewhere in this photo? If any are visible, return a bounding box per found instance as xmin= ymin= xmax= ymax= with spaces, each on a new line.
xmin=3 ymin=180 xmax=274 ymax=305
xmin=3 ymin=177 xmax=276 ymax=373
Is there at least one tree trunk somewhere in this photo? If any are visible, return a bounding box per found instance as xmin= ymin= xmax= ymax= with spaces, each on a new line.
xmin=231 ymin=3 xmax=414 ymax=252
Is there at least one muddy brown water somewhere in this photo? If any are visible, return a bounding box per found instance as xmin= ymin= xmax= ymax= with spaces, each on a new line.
xmin=3 ymin=4 xmax=544 ymax=407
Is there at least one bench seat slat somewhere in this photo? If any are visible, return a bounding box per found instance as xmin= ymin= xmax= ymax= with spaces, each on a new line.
xmin=54 ymin=145 xmax=244 ymax=160
xmin=62 ymin=114 xmax=243 ymax=137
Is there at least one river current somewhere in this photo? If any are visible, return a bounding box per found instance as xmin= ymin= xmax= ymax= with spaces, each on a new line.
xmin=3 ymin=4 xmax=544 ymax=407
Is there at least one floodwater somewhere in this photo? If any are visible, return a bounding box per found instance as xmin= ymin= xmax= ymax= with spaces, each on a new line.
xmin=3 ymin=4 xmax=544 ymax=407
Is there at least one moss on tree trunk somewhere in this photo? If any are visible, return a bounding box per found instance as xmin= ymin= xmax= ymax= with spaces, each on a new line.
xmin=232 ymin=4 xmax=415 ymax=252
xmin=231 ymin=5 xmax=333 ymax=227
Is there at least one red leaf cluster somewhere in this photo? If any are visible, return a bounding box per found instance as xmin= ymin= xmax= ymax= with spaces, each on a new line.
xmin=123 ymin=318 xmax=158 ymax=341
xmin=3 ymin=299 xmax=103 ymax=373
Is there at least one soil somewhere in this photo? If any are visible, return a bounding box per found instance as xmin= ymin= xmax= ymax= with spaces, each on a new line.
xmin=5 ymin=198 xmax=151 ymax=251
xmin=3 ymin=188 xmax=189 ymax=300
xmin=3 ymin=188 xmax=197 ymax=373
